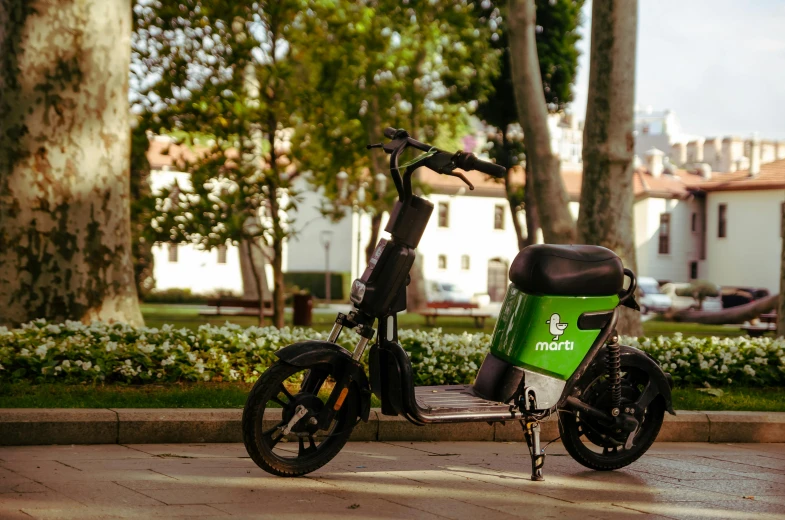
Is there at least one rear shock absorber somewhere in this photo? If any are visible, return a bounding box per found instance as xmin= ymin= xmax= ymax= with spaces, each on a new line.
xmin=606 ymin=333 xmax=622 ymax=415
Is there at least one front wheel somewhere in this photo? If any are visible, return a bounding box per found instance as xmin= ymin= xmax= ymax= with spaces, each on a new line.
xmin=242 ymin=361 xmax=358 ymax=477
xmin=558 ymin=366 xmax=665 ymax=471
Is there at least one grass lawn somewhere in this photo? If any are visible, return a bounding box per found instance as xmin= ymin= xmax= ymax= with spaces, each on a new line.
xmin=3 ymin=382 xmax=784 ymax=412
xmin=141 ymin=303 xmax=747 ymax=338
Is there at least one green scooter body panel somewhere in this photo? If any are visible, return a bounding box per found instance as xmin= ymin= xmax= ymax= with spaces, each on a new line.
xmin=490 ymin=285 xmax=618 ymax=380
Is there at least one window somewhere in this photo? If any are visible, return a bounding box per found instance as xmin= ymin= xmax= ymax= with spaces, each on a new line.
xmin=217 ymin=245 xmax=227 ymax=264
xmin=168 ymin=243 xmax=178 ymax=263
xmin=438 ymin=202 xmax=449 ymax=228
xmin=690 ymin=261 xmax=698 ymax=280
xmin=658 ymin=213 xmax=671 ymax=255
xmin=438 ymin=255 xmax=447 ymax=269
xmin=461 ymin=255 xmax=470 ymax=270
xmin=718 ymin=204 xmax=727 ymax=238
xmin=493 ymin=205 xmax=505 ymax=230
xmin=691 ymin=212 xmax=697 ymax=233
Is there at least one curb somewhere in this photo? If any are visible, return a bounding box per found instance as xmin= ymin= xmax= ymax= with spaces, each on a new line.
xmin=0 ymin=409 xmax=783 ymax=446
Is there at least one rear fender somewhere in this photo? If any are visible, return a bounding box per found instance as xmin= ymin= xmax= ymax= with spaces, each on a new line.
xmin=576 ymin=344 xmax=675 ymax=415
xmin=275 ymin=341 xmax=372 ymax=422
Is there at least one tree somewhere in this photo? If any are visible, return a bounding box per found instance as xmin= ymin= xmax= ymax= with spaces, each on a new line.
xmin=294 ymin=1 xmax=501 ymax=264
xmin=476 ymin=0 xmax=584 ymax=250
xmin=576 ymin=0 xmax=640 ymax=336
xmin=134 ymin=0 xmax=307 ymax=328
xmin=0 ymin=0 xmax=143 ymax=327
xmin=130 ymin=121 xmax=156 ymax=299
xmin=507 ymin=0 xmax=576 ymax=244
xmin=675 ymin=280 xmax=720 ymax=310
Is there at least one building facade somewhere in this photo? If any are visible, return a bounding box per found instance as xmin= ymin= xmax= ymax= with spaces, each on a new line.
xmin=146 ymin=136 xmax=785 ymax=301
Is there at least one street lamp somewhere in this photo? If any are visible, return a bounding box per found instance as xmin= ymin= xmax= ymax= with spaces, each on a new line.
xmin=320 ymin=230 xmax=334 ymax=304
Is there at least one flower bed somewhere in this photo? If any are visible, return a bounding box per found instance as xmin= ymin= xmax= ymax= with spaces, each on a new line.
xmin=0 ymin=320 xmax=783 ymax=387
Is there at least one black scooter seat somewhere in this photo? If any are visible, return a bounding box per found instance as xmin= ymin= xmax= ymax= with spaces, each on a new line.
xmin=509 ymin=244 xmax=624 ymax=297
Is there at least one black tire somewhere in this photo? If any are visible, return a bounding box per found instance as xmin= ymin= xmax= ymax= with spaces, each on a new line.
xmin=558 ymin=366 xmax=665 ymax=471
xmin=242 ymin=361 xmax=358 ymax=477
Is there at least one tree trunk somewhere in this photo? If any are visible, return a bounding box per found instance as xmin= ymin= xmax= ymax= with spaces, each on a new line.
xmin=577 ymin=0 xmax=641 ymax=336
xmin=670 ymin=295 xmax=777 ymax=325
xmin=522 ymin=164 xmax=541 ymax=247
xmin=364 ymin=213 xmax=383 ymax=264
xmin=500 ymin=131 xmax=526 ymax=250
xmin=0 ymin=0 xmax=142 ymax=327
xmin=242 ymin=239 xmax=266 ymax=326
xmin=271 ymin=238 xmax=285 ymax=329
xmin=507 ymin=0 xmax=575 ymax=244
xmin=779 ymin=204 xmax=785 ymax=337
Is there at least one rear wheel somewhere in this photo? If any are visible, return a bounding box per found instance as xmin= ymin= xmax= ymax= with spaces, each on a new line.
xmin=559 ymin=366 xmax=665 ymax=471
xmin=242 ymin=361 xmax=357 ymax=477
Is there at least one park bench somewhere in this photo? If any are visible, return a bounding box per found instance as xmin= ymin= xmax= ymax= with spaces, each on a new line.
xmin=416 ymin=302 xmax=491 ymax=329
xmin=201 ymin=297 xmax=273 ymax=317
xmin=740 ymin=312 xmax=777 ymax=337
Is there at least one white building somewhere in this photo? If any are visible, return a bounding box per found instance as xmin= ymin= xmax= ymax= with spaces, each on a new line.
xmin=699 ymin=160 xmax=785 ymax=293
xmin=146 ymin=134 xmax=784 ymax=302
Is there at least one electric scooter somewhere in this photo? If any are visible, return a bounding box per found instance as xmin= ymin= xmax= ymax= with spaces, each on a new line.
xmin=242 ymin=128 xmax=676 ymax=480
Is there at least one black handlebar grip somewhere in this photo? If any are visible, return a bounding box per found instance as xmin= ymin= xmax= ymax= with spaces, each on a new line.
xmin=383 ymin=127 xmax=398 ymax=139
xmin=460 ymin=153 xmax=507 ymax=178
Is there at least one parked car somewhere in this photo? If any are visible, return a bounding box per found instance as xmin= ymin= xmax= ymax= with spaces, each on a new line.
xmin=637 ymin=277 xmax=673 ymax=314
xmin=426 ymin=281 xmax=473 ymax=305
xmin=660 ymin=282 xmax=723 ymax=312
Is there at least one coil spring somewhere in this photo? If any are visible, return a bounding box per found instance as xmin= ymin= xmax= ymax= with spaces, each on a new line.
xmin=606 ymin=339 xmax=622 ymax=409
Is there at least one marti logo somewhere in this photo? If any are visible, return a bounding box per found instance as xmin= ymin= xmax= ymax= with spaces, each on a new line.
xmin=535 ymin=313 xmax=574 ymax=351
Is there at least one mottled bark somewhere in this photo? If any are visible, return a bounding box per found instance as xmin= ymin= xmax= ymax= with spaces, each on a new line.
xmin=670 ymin=295 xmax=777 ymax=325
xmin=0 ymin=0 xmax=142 ymax=327
xmin=507 ymin=0 xmax=575 ymax=244
xmin=577 ymin=0 xmax=641 ymax=336
xmin=779 ymin=206 xmax=785 ymax=337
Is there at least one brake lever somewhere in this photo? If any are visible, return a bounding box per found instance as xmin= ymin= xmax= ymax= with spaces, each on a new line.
xmin=445 ymin=170 xmax=474 ymax=190
xmin=366 ymin=143 xmax=383 ymax=150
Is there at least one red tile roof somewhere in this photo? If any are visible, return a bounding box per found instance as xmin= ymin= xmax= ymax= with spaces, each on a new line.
xmin=695 ymin=159 xmax=785 ymax=192
xmin=147 ymin=141 xmax=784 ymax=199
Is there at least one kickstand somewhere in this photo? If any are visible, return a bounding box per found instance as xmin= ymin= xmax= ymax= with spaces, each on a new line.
xmin=522 ymin=420 xmax=545 ymax=481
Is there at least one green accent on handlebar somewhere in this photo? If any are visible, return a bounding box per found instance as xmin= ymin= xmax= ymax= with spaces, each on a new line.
xmin=396 ymin=147 xmax=438 ymax=169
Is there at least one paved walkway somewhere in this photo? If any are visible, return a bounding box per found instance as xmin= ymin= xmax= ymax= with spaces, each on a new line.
xmin=1 ymin=442 xmax=784 ymax=519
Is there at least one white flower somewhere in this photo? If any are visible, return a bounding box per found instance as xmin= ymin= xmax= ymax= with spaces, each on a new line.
xmin=35 ymin=345 xmax=48 ymax=358
xmin=743 ymin=365 xmax=756 ymax=377
xmin=82 ymin=361 xmax=92 ymax=371
xmin=62 ymin=360 xmax=71 ymax=368
xmin=20 ymin=348 xmax=30 ymax=357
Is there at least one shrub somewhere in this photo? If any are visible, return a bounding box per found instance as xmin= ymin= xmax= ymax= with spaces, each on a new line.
xmin=0 ymin=320 xmax=782 ymax=387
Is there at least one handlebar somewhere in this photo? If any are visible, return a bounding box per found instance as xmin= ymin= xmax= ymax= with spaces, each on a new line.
xmin=381 ymin=127 xmax=506 ymax=179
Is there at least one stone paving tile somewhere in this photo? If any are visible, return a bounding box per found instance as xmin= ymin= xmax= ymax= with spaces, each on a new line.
xmin=46 ymin=481 xmax=166 ymax=507
xmin=22 ymin=504 xmax=226 ymax=519
xmin=0 ymin=442 xmax=784 ymax=519
xmin=124 ymin=443 xmax=248 ymax=459
xmin=614 ymin=500 xmax=785 ymax=520
xmin=0 ymin=444 xmax=150 ymax=461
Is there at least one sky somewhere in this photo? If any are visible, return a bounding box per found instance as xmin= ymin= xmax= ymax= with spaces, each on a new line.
xmin=570 ymin=0 xmax=785 ymax=140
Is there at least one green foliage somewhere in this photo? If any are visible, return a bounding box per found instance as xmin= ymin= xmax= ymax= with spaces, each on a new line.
xmin=2 ymin=321 xmax=784 ymax=388
xmin=292 ymin=1 xmax=502 ymax=220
